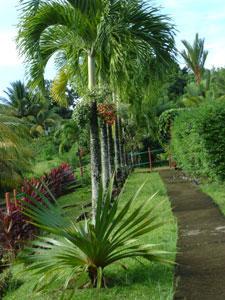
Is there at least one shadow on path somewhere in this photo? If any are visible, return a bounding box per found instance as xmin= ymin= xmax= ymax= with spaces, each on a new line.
xmin=160 ymin=169 xmax=225 ymax=300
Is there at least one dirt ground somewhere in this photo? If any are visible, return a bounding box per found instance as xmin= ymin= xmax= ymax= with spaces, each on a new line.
xmin=160 ymin=169 xmax=225 ymax=300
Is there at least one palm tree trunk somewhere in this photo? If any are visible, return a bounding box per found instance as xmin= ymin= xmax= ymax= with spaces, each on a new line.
xmin=112 ymin=93 xmax=122 ymax=182
xmin=88 ymin=52 xmax=101 ymax=221
xmin=118 ymin=117 xmax=126 ymax=178
xmin=107 ymin=124 xmax=114 ymax=177
xmin=121 ymin=127 xmax=128 ymax=176
xmin=114 ymin=115 xmax=121 ymax=181
xmin=88 ymin=52 xmax=96 ymax=90
xmin=100 ymin=121 xmax=110 ymax=192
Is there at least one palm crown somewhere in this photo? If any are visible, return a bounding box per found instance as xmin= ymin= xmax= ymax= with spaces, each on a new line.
xmin=181 ymin=33 xmax=208 ymax=85
xmin=18 ymin=0 xmax=176 ymax=93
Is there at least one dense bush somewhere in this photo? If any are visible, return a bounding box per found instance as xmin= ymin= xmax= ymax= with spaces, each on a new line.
xmin=171 ymin=102 xmax=225 ymax=180
xmin=32 ymin=135 xmax=59 ymax=162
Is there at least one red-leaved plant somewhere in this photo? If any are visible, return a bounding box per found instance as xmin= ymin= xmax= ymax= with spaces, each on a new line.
xmin=22 ymin=163 xmax=76 ymax=204
xmin=0 ymin=163 xmax=76 ymax=258
xmin=0 ymin=204 xmax=37 ymax=259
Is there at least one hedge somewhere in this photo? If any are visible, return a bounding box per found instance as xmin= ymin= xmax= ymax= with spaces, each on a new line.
xmin=171 ymin=102 xmax=225 ymax=181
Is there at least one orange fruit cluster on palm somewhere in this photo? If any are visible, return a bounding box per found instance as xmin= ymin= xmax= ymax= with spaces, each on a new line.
xmin=97 ymin=103 xmax=116 ymax=125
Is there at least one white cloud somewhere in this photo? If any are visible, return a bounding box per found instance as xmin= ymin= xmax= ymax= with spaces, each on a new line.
xmin=160 ymin=0 xmax=196 ymax=9
xmin=206 ymin=11 xmax=225 ymax=21
xmin=0 ymin=29 xmax=22 ymax=67
xmin=206 ymin=41 xmax=225 ymax=68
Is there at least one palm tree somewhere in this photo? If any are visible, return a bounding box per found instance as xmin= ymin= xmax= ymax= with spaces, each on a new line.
xmin=181 ymin=33 xmax=208 ymax=85
xmin=107 ymin=123 xmax=115 ymax=177
xmin=17 ymin=0 xmax=176 ymax=220
xmin=0 ymin=105 xmax=31 ymax=190
xmin=0 ymin=81 xmax=31 ymax=118
xmin=100 ymin=120 xmax=110 ymax=190
xmin=27 ymin=104 xmax=61 ymax=136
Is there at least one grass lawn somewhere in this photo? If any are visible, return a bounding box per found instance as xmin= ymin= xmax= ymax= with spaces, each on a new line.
xmin=30 ymin=158 xmax=64 ymax=177
xmin=29 ymin=158 xmax=91 ymax=187
xmin=4 ymin=172 xmax=177 ymax=300
xmin=201 ymin=182 xmax=225 ymax=215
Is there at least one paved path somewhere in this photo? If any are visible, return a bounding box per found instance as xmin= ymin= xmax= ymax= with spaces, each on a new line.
xmin=160 ymin=169 xmax=225 ymax=300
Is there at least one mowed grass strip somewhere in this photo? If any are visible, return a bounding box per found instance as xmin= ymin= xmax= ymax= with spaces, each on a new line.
xmin=4 ymin=172 xmax=177 ymax=300
xmin=201 ymin=182 xmax=225 ymax=215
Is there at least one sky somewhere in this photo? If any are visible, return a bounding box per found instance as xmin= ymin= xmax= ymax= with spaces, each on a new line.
xmin=0 ymin=0 xmax=225 ymax=97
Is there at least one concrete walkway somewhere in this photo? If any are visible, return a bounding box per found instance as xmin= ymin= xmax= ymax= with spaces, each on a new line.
xmin=160 ymin=169 xmax=225 ymax=300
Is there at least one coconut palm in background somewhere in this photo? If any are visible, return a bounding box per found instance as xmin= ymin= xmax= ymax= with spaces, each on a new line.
xmin=17 ymin=0 xmax=176 ymax=221
xmin=1 ymin=80 xmax=62 ymax=137
xmin=181 ymin=33 xmax=208 ymax=85
xmin=0 ymin=81 xmax=33 ymax=118
xmin=27 ymin=103 xmax=61 ymax=137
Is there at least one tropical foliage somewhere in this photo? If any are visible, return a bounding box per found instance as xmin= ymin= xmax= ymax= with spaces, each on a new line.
xmin=0 ymin=203 xmax=36 ymax=257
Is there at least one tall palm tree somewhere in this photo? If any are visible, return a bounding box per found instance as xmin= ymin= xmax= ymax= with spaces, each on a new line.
xmin=17 ymin=0 xmax=176 ymax=220
xmin=181 ymin=33 xmax=208 ymax=85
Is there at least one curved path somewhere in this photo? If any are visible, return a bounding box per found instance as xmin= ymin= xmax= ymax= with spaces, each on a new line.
xmin=160 ymin=169 xmax=225 ymax=300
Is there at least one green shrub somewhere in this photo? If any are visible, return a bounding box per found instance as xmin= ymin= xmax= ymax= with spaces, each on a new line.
xmin=171 ymin=102 xmax=225 ymax=181
xmin=32 ymin=136 xmax=58 ymax=162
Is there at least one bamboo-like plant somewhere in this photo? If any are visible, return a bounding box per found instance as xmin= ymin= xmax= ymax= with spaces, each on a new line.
xmin=17 ymin=180 xmax=169 ymax=292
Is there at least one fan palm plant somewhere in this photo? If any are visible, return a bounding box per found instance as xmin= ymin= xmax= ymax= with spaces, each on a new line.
xmin=181 ymin=33 xmax=208 ymax=85
xmin=18 ymin=180 xmax=169 ymax=292
xmin=17 ymin=0 xmax=176 ymax=221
